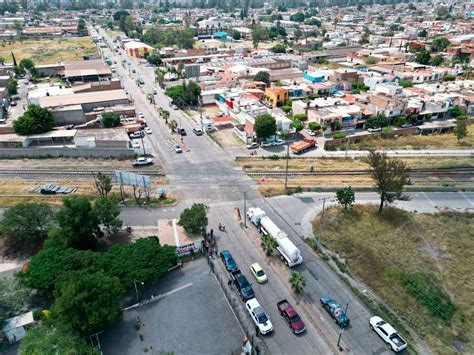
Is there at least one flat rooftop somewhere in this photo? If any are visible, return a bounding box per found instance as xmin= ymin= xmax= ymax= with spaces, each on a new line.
xmin=75 ymin=128 xmax=130 ymax=141
xmin=39 ymin=89 xmax=128 ymax=108
xmin=63 ymin=59 xmax=111 ymax=78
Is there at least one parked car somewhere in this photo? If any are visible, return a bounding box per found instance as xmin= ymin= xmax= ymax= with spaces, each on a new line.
xmin=144 ymin=127 xmax=152 ymax=134
xmin=193 ymin=128 xmax=203 ymax=136
xmin=219 ymin=250 xmax=237 ymax=271
xmin=400 ymin=123 xmax=413 ymax=128
xmin=246 ymin=142 xmax=259 ymax=150
xmin=177 ymin=128 xmax=187 ymax=136
xmin=367 ymin=127 xmax=382 ymax=133
xmin=10 ymin=101 xmax=17 ymax=107
xmin=246 ymin=298 xmax=273 ymax=335
xmin=260 ymin=141 xmax=273 ymax=148
xmin=230 ymin=269 xmax=255 ymax=300
xmin=174 ymin=144 xmax=182 ymax=153
xmin=306 ymin=129 xmax=316 ymax=136
xmin=413 ymin=120 xmax=424 ymax=126
xmin=250 ymin=263 xmax=267 ymax=284
xmin=132 ymin=157 xmax=153 ymax=167
xmin=131 ymin=140 xmax=140 ymax=148
xmin=277 ymin=299 xmax=306 ymax=334
xmin=320 ymin=296 xmax=350 ymax=328
xmin=129 ymin=131 xmax=144 ymax=139
xmin=170 ymin=104 xmax=179 ymax=110
xmin=132 ymin=69 xmax=136 ymax=73
xmin=138 ymin=112 xmax=144 ymax=118
xmin=272 ymin=139 xmax=285 ymax=146
xmin=369 ymin=316 xmax=407 ymax=352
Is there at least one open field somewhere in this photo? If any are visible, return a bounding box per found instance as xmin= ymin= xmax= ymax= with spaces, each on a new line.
xmin=0 ymin=37 xmax=98 ymax=65
xmin=343 ymin=125 xmax=474 ymax=150
xmin=312 ymin=205 xmax=473 ymax=354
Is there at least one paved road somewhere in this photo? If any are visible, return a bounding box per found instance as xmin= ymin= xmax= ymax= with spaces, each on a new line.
xmin=95 ymin=27 xmax=473 ymax=354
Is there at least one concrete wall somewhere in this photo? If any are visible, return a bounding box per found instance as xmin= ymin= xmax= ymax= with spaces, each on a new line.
xmin=0 ymin=147 xmax=135 ymax=158
xmin=52 ymin=108 xmax=85 ymax=125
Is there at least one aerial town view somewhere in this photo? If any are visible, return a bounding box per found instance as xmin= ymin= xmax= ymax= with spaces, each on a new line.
xmin=0 ymin=0 xmax=472 ymax=354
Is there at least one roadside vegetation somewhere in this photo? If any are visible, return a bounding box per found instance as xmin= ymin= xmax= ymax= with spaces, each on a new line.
xmin=311 ymin=205 xmax=473 ymax=354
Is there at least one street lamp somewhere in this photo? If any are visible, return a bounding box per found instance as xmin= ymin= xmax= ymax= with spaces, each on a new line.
xmin=134 ymin=280 xmax=144 ymax=302
xmin=243 ymin=189 xmax=251 ymax=228
xmin=317 ymin=197 xmax=334 ymax=251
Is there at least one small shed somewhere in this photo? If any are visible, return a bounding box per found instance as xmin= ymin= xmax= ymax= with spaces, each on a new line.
xmin=2 ymin=311 xmax=35 ymax=343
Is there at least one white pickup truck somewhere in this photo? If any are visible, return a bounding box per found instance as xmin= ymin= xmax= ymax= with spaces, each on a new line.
xmin=369 ymin=316 xmax=408 ymax=352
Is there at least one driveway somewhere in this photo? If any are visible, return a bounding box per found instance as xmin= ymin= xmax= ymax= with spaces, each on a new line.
xmin=100 ymin=258 xmax=244 ymax=355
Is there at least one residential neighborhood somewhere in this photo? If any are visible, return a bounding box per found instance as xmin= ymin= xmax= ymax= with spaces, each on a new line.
xmin=0 ymin=1 xmax=472 ymax=355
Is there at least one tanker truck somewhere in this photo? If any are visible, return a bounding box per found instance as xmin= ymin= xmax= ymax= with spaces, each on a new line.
xmin=247 ymin=207 xmax=303 ymax=267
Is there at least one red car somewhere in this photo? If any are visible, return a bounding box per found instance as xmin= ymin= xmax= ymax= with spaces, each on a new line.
xmin=10 ymin=101 xmax=17 ymax=106
xmin=277 ymin=299 xmax=306 ymax=334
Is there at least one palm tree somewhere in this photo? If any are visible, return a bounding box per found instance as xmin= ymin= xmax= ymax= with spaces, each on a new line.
xmin=169 ymin=119 xmax=177 ymax=133
xmin=162 ymin=110 xmax=170 ymax=124
xmin=289 ymin=272 xmax=306 ymax=294
xmin=261 ymin=235 xmax=277 ymax=256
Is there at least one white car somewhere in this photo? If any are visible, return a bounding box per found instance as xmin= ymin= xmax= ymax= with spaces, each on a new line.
xmin=306 ymin=129 xmax=316 ymax=136
xmin=144 ymin=127 xmax=152 ymax=134
xmin=272 ymin=139 xmax=285 ymax=146
xmin=138 ymin=112 xmax=144 ymax=118
xmin=369 ymin=316 xmax=407 ymax=352
xmin=174 ymin=144 xmax=182 ymax=153
xmin=260 ymin=141 xmax=273 ymax=148
xmin=131 ymin=140 xmax=140 ymax=148
xmin=245 ymin=298 xmax=273 ymax=335
xmin=170 ymin=104 xmax=179 ymax=110
xmin=367 ymin=127 xmax=382 ymax=132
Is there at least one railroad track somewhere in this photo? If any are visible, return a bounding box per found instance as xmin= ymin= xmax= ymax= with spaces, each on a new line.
xmin=0 ymin=169 xmax=165 ymax=177
xmin=245 ymin=167 xmax=474 ymax=177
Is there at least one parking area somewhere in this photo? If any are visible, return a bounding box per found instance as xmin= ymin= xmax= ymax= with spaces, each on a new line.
xmin=100 ymin=258 xmax=244 ymax=355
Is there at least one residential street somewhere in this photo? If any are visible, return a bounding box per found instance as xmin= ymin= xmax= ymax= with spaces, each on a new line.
xmin=94 ymin=26 xmax=473 ymax=355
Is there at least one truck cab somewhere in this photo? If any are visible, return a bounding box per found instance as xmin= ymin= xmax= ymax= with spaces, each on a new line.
xmin=277 ymin=299 xmax=306 ymax=334
xmin=231 ymin=269 xmax=255 ymax=300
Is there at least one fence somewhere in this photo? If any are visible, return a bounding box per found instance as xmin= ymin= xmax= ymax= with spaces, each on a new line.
xmin=208 ymin=256 xmax=269 ymax=355
xmin=0 ymin=147 xmax=135 ymax=158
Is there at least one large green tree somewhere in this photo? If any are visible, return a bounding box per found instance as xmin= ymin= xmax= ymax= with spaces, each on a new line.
xmin=431 ymin=37 xmax=450 ymax=52
xmin=255 ymin=113 xmax=277 ymax=140
xmin=101 ymin=112 xmax=120 ymax=128
xmin=52 ymin=270 xmax=123 ymax=335
xmin=289 ymin=271 xmax=306 ymax=294
xmin=415 ymin=49 xmax=431 ymax=65
xmin=6 ymin=78 xmax=18 ymax=95
xmin=53 ymin=196 xmax=100 ymax=250
xmin=366 ymin=150 xmax=411 ymax=213
xmin=94 ymin=172 xmax=112 ymax=198
xmin=0 ymin=203 xmax=53 ymax=250
xmin=13 ymin=105 xmax=54 ymax=136
xmin=254 ymin=71 xmax=270 ymax=87
xmin=178 ymin=203 xmax=209 ymax=234
xmin=94 ymin=197 xmax=122 ymax=234
xmin=336 ymin=187 xmax=355 ymax=210
xmin=20 ymin=325 xmax=99 ymax=355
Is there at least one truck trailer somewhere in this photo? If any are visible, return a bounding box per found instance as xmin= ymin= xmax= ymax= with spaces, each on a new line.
xmin=247 ymin=207 xmax=303 ymax=267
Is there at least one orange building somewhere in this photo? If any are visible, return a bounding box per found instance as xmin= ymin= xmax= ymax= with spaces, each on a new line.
xmin=123 ymin=41 xmax=155 ymax=58
xmin=264 ymin=87 xmax=289 ymax=108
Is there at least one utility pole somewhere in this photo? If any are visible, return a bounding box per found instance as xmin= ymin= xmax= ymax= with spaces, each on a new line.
xmin=317 ymin=197 xmax=327 ymax=251
xmin=134 ymin=280 xmax=144 ymax=302
xmin=243 ymin=190 xmax=249 ymax=228
xmin=199 ymin=95 xmax=204 ymax=133
xmin=284 ymin=143 xmax=290 ymax=191
xmin=336 ymin=303 xmax=349 ymax=350
xmin=140 ymin=134 xmax=146 ymax=158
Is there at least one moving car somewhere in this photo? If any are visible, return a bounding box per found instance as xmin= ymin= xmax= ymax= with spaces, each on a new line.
xmin=277 ymin=299 xmax=306 ymax=334
xmin=144 ymin=127 xmax=152 ymax=134
xmin=193 ymin=128 xmax=203 ymax=136
xmin=174 ymin=144 xmax=182 ymax=153
xmin=250 ymin=263 xmax=267 ymax=284
xmin=219 ymin=250 xmax=237 ymax=271
xmin=369 ymin=316 xmax=407 ymax=352
xmin=320 ymin=296 xmax=350 ymax=328
xmin=246 ymin=298 xmax=273 ymax=335
xmin=132 ymin=157 xmax=153 ymax=167
xmin=177 ymin=127 xmax=187 ymax=136
xmin=246 ymin=142 xmax=259 ymax=150
xmin=367 ymin=127 xmax=382 ymax=133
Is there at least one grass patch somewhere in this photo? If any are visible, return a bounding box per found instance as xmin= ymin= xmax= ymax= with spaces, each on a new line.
xmin=0 ymin=37 xmax=98 ymax=65
xmin=312 ymin=205 xmax=473 ymax=353
xmin=344 ymin=126 xmax=474 ymax=150
xmin=123 ymin=197 xmax=176 ymax=207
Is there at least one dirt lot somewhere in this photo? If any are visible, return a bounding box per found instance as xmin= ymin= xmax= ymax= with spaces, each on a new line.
xmin=209 ymin=129 xmax=245 ymax=149
xmin=0 ymin=37 xmax=98 ymax=65
xmin=345 ymin=125 xmax=474 ymax=150
xmin=312 ymin=205 xmax=473 ymax=354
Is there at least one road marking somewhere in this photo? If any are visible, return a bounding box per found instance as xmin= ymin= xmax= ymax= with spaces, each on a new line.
xmin=124 ymin=282 xmax=193 ymax=311
xmin=458 ymin=191 xmax=474 ymax=207
xmin=422 ymin=192 xmax=436 ymax=208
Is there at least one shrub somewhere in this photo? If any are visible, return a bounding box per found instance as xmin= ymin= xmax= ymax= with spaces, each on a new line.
xmin=456 ymin=115 xmax=468 ymax=121
xmin=381 ymin=127 xmax=395 ymax=139
xmin=332 ymin=132 xmax=346 ymax=139
xmin=294 ymin=186 xmax=303 ymax=193
xmin=293 ymin=113 xmax=307 ymax=121
xmin=308 ymin=122 xmax=322 ymax=131
xmin=282 ymin=105 xmax=292 ymax=114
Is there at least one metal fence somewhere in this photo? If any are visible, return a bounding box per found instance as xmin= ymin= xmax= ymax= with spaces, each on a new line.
xmin=208 ymin=257 xmax=269 ymax=355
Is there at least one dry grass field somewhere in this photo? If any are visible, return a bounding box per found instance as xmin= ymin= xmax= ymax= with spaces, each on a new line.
xmin=312 ymin=205 xmax=473 ymax=354
xmin=0 ymin=37 xmax=98 ymax=65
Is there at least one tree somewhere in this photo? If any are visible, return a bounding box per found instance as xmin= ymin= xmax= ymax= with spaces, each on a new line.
xmin=19 ymin=58 xmax=35 ymax=71
xmin=6 ymin=78 xmax=18 ymax=95
xmin=0 ymin=203 xmax=53 ymax=249
xmin=94 ymin=197 xmax=122 ymax=234
xmin=398 ymin=80 xmax=413 ymax=88
xmin=418 ymin=29 xmax=428 ymax=38
xmin=289 ymin=271 xmax=306 ymax=294
xmin=365 ymin=150 xmax=411 ymax=214
xmin=431 ymin=55 xmax=444 ymax=66
xmin=251 ymin=26 xmax=269 ymax=48
xmin=0 ymin=277 xmax=28 ymax=328
xmin=53 ymin=196 xmax=100 ymax=250
xmin=442 ymin=74 xmax=456 ymax=82
xmin=282 ymin=105 xmax=292 ymax=114
xmin=336 ymin=187 xmax=355 ymax=211
xmin=20 ymin=325 xmax=98 ymax=355
xmin=431 ymin=37 xmax=450 ymax=52
xmin=292 ymin=118 xmax=304 ymax=132
xmin=178 ymin=203 xmax=209 ymax=234
xmin=255 ymin=114 xmax=277 ymax=140
xmin=365 ymin=114 xmax=390 ymax=129
xmin=271 ymin=43 xmax=286 ymax=53
xmin=52 ymin=270 xmax=123 ymax=335
xmin=290 ymin=12 xmax=305 ymax=22
xmin=261 ymin=235 xmax=277 ymax=256
xmin=254 ymin=71 xmax=270 ymax=87
xmin=101 ymin=112 xmax=120 ymax=128
xmin=308 ymin=122 xmax=322 ymax=131
xmin=293 ymin=27 xmax=303 ymax=41
xmin=415 ymin=49 xmax=431 ymax=65
xmin=13 ymin=105 xmax=54 ymax=136
xmin=450 ymin=105 xmax=462 ymax=118
xmin=145 ymin=53 xmax=162 ymax=65
xmin=183 ymin=80 xmax=201 ymax=106
xmin=455 ymin=121 xmax=467 ymax=142
xmin=395 ymin=115 xmax=407 ymax=126
xmin=94 ymin=172 xmax=112 ymax=198
xmin=331 ymin=120 xmax=341 ymax=131
xmin=14 ymin=20 xmax=23 ymax=38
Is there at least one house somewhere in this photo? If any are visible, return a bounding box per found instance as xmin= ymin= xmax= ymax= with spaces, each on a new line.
xmin=2 ymin=311 xmax=34 ymax=343
xmin=264 ymin=87 xmax=289 ymax=107
xmin=61 ymin=60 xmax=112 ymax=84
xmin=123 ymin=41 xmax=155 ymax=58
